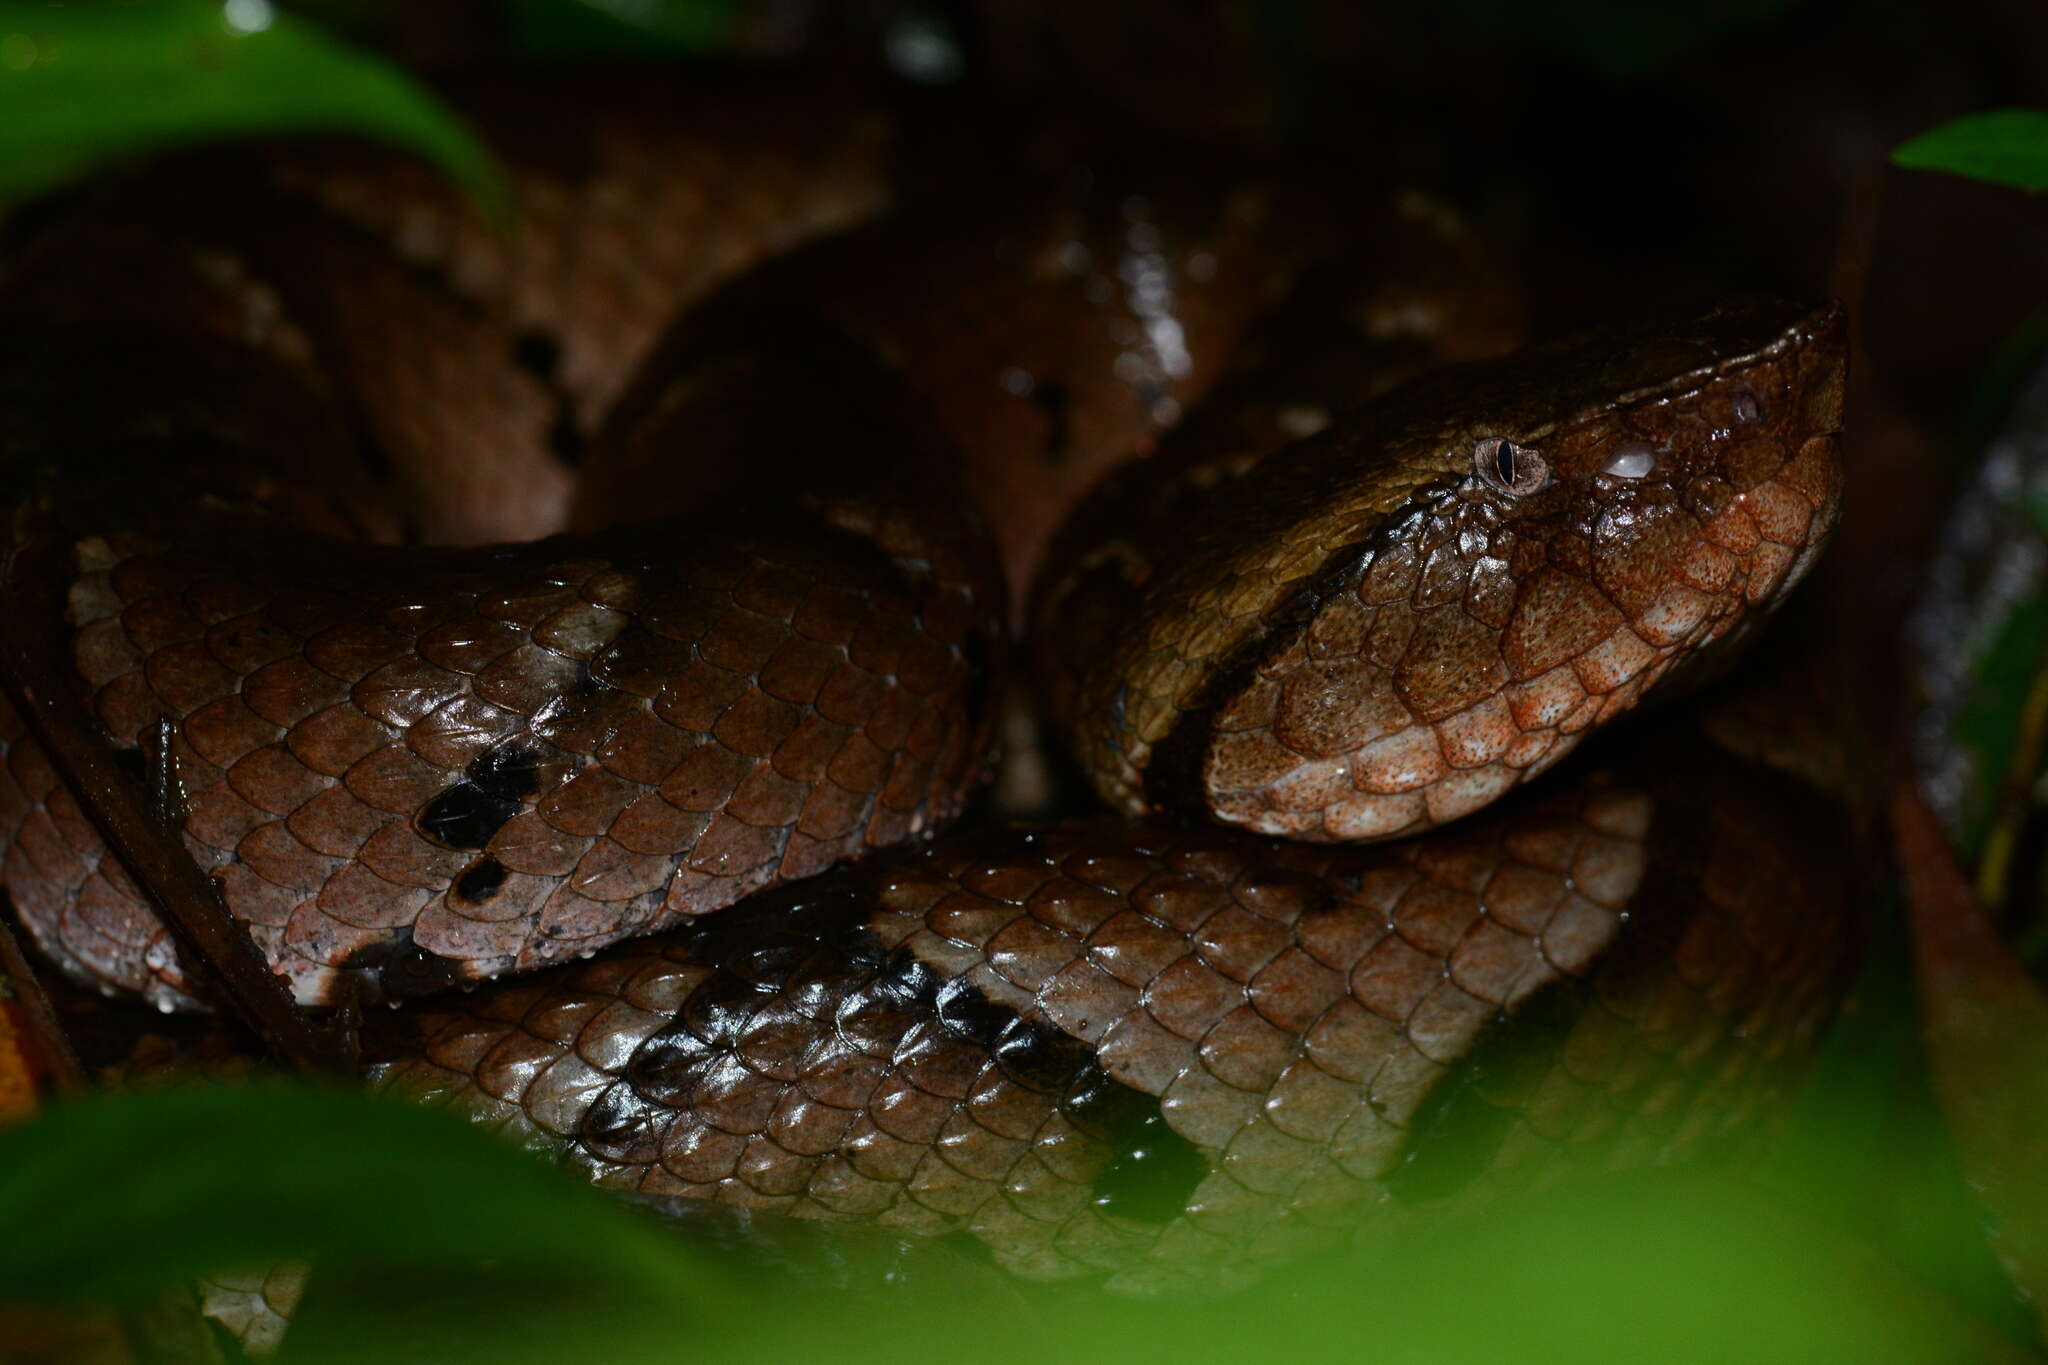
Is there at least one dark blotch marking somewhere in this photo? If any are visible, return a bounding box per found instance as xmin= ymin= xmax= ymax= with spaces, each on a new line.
xmin=453 ymin=857 xmax=508 ymax=905
xmin=935 ymin=975 xmax=1011 ymax=1046
xmin=417 ymin=743 xmax=541 ymax=850
xmin=991 ymin=1017 xmax=1086 ymax=1092
xmin=470 ymin=741 xmax=542 ymax=798
xmin=546 ymin=411 xmax=586 ymax=468
xmin=870 ymin=946 xmax=941 ymax=1012
xmin=624 ymin=1024 xmax=724 ymax=1108
xmin=960 ymin=627 xmax=993 ymax=739
xmin=1383 ymin=984 xmax=1583 ymax=1205
xmin=511 ymin=330 xmax=586 ymax=465
xmin=583 ymin=1082 xmax=671 ymax=1163
xmin=512 ymin=331 xmax=562 ymax=382
xmin=336 ymin=926 xmax=471 ymax=1003
xmin=416 ymin=783 xmax=521 ymax=850
xmin=1066 ymin=1074 xmax=1206 ymax=1224
xmin=1032 ymin=378 xmax=1073 ymax=464
xmin=586 ymin=874 xmax=1209 ymax=1223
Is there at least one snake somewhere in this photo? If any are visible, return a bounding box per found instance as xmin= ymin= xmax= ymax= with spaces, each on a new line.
xmin=0 ymin=68 xmax=1854 ymax=1293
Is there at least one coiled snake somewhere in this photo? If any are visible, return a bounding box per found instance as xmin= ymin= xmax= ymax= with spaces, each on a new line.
xmin=0 ymin=70 xmax=1854 ymax=1293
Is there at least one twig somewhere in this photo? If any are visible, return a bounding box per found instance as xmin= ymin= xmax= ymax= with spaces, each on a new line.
xmin=0 ymin=910 xmax=84 ymax=1095
xmin=0 ymin=590 xmax=354 ymax=1074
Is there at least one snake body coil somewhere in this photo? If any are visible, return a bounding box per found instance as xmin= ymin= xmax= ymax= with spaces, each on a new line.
xmin=0 ymin=72 xmax=1854 ymax=1286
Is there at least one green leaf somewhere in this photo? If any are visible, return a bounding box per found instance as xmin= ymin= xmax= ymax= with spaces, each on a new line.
xmin=0 ymin=1080 xmax=712 ymax=1306
xmin=1 ymin=1079 xmax=2033 ymax=1363
xmin=0 ymin=1 xmax=506 ymax=215
xmin=1893 ymin=110 xmax=2048 ymax=193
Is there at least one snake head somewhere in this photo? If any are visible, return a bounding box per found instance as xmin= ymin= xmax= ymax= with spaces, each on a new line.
xmin=1048 ymin=296 xmax=1848 ymax=842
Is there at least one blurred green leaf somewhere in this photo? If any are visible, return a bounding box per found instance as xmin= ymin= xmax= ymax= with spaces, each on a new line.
xmin=0 ymin=0 xmax=505 ymax=213
xmin=1 ymin=1077 xmax=2035 ymax=1363
xmin=1894 ymin=110 xmax=2048 ymax=193
xmin=1894 ymin=782 xmax=2048 ymax=1341
xmin=1949 ymin=595 xmax=2048 ymax=861
xmin=0 ymin=1081 xmax=711 ymax=1305
xmin=506 ymin=0 xmax=746 ymax=55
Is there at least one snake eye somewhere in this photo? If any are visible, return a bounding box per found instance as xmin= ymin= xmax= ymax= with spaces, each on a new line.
xmin=1475 ymin=437 xmax=1549 ymax=496
xmin=1732 ymin=390 xmax=1763 ymax=425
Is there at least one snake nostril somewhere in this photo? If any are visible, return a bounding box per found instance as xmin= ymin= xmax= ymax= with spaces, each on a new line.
xmin=1732 ymin=390 xmax=1763 ymax=425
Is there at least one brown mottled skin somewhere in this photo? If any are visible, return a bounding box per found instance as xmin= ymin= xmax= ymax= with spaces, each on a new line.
xmin=0 ymin=74 xmax=1856 ymax=1289
xmin=0 ymin=75 xmax=1002 ymax=1010
xmin=368 ymin=718 xmax=1856 ymax=1289
xmin=1036 ymin=297 xmax=1847 ymax=842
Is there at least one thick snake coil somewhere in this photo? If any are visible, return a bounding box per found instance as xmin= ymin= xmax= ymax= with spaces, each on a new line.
xmin=0 ymin=72 xmax=1853 ymax=1289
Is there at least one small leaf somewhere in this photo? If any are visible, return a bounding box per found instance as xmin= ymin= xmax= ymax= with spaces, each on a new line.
xmin=1893 ymin=110 xmax=2048 ymax=193
xmin=1891 ymin=781 xmax=2048 ymax=1341
xmin=0 ymin=1 xmax=506 ymax=215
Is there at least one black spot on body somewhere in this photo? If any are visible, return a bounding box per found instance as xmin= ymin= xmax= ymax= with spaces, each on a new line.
xmin=960 ymin=627 xmax=993 ymax=737
xmin=336 ymin=926 xmax=471 ymax=1002
xmin=935 ymin=975 xmax=1011 ymax=1045
xmin=871 ymin=947 xmax=941 ymax=1012
xmin=1031 ymin=379 xmax=1073 ymax=464
xmin=470 ymin=741 xmax=542 ymax=799
xmin=512 ymin=331 xmax=562 ymax=381
xmin=583 ymin=1081 xmax=671 ymax=1162
xmin=991 ymin=1018 xmax=1082 ymax=1092
xmin=558 ymin=866 xmax=1205 ymax=1227
xmin=546 ymin=412 xmax=587 ymax=467
xmin=1066 ymin=1078 xmax=1206 ymax=1224
xmin=678 ymin=972 xmax=775 ymax=1044
xmin=419 ymin=742 xmax=544 ymax=849
xmin=416 ymin=782 xmax=521 ymax=850
xmin=453 ymin=857 xmax=507 ymax=905
xmin=625 ymin=1023 xmax=724 ymax=1107
xmin=1384 ymin=984 xmax=1583 ymax=1205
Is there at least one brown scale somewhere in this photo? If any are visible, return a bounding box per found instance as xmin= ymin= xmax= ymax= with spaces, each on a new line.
xmin=586 ymin=166 xmax=1293 ymax=615
xmin=366 ymin=713 xmax=1858 ymax=1292
xmin=586 ymin=135 xmax=1506 ymax=615
xmin=0 ymin=79 xmax=1863 ymax=1305
xmin=1035 ymin=296 xmax=1849 ymax=843
xmin=0 ymin=77 xmax=1529 ymax=1014
xmin=0 ymin=78 xmax=1003 ymax=1011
